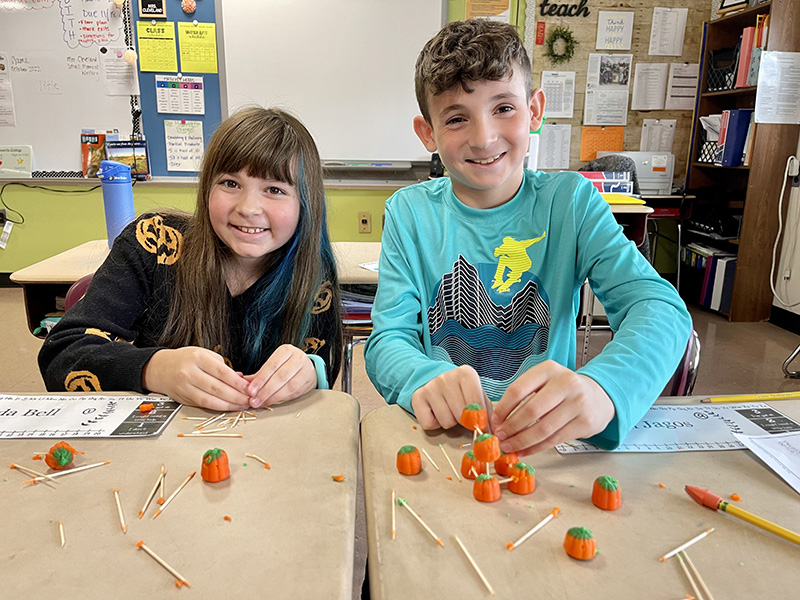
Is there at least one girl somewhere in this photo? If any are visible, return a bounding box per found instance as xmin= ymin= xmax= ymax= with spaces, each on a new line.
xmin=39 ymin=107 xmax=342 ymax=411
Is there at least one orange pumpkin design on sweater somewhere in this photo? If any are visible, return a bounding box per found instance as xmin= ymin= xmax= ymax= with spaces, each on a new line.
xmin=135 ymin=215 xmax=183 ymax=265
xmin=65 ymin=370 xmax=102 ymax=392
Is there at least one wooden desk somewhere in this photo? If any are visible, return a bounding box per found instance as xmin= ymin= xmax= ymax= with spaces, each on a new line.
xmin=10 ymin=240 xmax=380 ymax=337
xmin=1 ymin=390 xmax=360 ymax=598
xmin=361 ymin=399 xmax=800 ymax=599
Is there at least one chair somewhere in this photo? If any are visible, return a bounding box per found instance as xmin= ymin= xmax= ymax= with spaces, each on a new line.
xmin=781 ymin=343 xmax=800 ymax=378
xmin=65 ymin=273 xmax=95 ymax=312
xmin=663 ymin=329 xmax=701 ymax=396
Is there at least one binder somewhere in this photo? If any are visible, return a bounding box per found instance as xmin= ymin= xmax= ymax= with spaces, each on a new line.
xmin=719 ymin=109 xmax=754 ymax=167
xmin=735 ymin=27 xmax=756 ymax=88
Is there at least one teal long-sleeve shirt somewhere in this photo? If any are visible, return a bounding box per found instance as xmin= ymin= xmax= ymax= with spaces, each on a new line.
xmin=364 ymin=170 xmax=691 ymax=450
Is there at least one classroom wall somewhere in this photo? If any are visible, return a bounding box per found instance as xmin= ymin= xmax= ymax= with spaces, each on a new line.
xmin=0 ymin=184 xmax=387 ymax=273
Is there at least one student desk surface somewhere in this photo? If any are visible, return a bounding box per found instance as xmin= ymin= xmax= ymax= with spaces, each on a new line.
xmin=360 ymin=398 xmax=800 ymax=599
xmin=9 ymin=240 xmax=381 ymax=336
xmin=1 ymin=390 xmax=360 ymax=598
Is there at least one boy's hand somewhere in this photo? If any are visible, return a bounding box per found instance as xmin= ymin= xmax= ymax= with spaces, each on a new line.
xmin=491 ymin=360 xmax=615 ymax=456
xmin=244 ymin=344 xmax=317 ymax=408
xmin=411 ymin=365 xmax=484 ymax=430
xmin=142 ymin=347 xmax=251 ymax=411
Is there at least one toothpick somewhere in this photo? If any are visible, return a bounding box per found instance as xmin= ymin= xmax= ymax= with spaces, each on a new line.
xmin=232 ymin=411 xmax=242 ymax=429
xmin=158 ymin=469 xmax=166 ymax=504
xmin=469 ymin=466 xmax=478 ymax=478
xmin=454 ymin=534 xmax=495 ymax=595
xmin=391 ymin=488 xmax=396 ymax=540
xmin=58 ymin=520 xmax=65 ymax=547
xmin=153 ymin=471 xmax=196 ymax=519
xmin=682 ymin=551 xmax=715 ymax=600
xmin=195 ymin=414 xmax=218 ymax=428
xmin=295 ymin=411 xmax=303 ymax=418
xmin=438 ymin=444 xmax=462 ymax=482
xmin=136 ymin=540 xmax=191 ymax=587
xmin=397 ymin=497 xmax=443 ymax=547
xmin=497 ymin=477 xmax=514 ymax=485
xmin=113 ymin=488 xmax=127 ymax=533
xmin=139 ymin=464 xmax=165 ymax=519
xmin=197 ymin=412 xmax=227 ymax=430
xmin=192 ymin=426 xmax=230 ymax=434
xmin=420 ymin=448 xmax=440 ymax=471
xmin=177 ymin=433 xmax=243 ymax=438
xmin=24 ymin=460 xmax=110 ymax=484
xmin=660 ymin=529 xmax=714 ymax=562
xmin=9 ymin=462 xmax=58 ymax=484
xmin=459 ymin=442 xmax=472 ymax=448
xmin=507 ymin=507 xmax=560 ymax=550
xmin=182 ymin=416 xmax=208 ymax=421
xmin=244 ymin=453 xmax=270 ymax=468
xmin=676 ymin=553 xmax=704 ymax=600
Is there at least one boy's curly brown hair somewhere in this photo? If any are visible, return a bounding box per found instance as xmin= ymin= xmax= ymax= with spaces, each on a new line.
xmin=414 ymin=19 xmax=533 ymax=124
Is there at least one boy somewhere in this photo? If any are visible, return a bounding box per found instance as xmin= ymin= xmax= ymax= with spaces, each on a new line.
xmin=364 ymin=19 xmax=691 ymax=454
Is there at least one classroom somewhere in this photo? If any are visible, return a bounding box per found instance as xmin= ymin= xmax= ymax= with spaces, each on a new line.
xmin=2 ymin=0 xmax=800 ymax=597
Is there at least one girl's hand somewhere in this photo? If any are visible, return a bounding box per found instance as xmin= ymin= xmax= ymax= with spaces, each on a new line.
xmin=492 ymin=360 xmax=615 ymax=456
xmin=411 ymin=365 xmax=484 ymax=430
xmin=244 ymin=344 xmax=317 ymax=408
xmin=142 ymin=347 xmax=252 ymax=411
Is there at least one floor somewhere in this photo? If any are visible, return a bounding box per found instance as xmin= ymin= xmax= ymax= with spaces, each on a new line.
xmin=5 ymin=286 xmax=800 ymax=599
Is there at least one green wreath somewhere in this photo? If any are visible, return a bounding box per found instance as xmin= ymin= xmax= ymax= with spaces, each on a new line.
xmin=545 ymin=26 xmax=578 ymax=65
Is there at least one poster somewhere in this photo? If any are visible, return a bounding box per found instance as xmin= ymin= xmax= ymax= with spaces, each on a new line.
xmin=640 ymin=119 xmax=676 ymax=153
xmin=540 ymin=71 xmax=575 ymax=119
xmin=583 ymin=54 xmax=632 ymax=126
xmin=631 ymin=63 xmax=668 ymax=110
xmin=596 ymin=11 xmax=633 ymax=50
xmin=665 ymin=63 xmax=699 ymax=110
xmin=649 ymin=7 xmax=688 ymax=57
xmin=755 ymin=51 xmax=800 ymax=124
xmin=537 ymin=124 xmax=571 ymax=170
xmin=164 ymin=119 xmax=204 ymax=172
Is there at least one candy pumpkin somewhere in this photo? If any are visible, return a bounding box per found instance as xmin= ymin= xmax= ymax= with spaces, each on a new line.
xmin=396 ymin=445 xmax=422 ymax=476
xmin=507 ymin=462 xmax=536 ymax=495
xmin=201 ymin=448 xmax=230 ymax=483
xmin=45 ymin=441 xmax=83 ymax=470
xmin=460 ymin=450 xmax=486 ymax=480
xmin=473 ymin=433 xmax=501 ymax=463
xmin=592 ymin=475 xmax=622 ymax=511
xmin=564 ymin=526 xmax=597 ymax=560
xmin=493 ymin=450 xmax=520 ymax=477
xmin=473 ymin=473 xmax=501 ymax=503
xmin=460 ymin=403 xmax=488 ymax=431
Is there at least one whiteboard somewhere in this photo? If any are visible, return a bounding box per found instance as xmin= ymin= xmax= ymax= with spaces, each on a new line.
xmin=218 ymin=0 xmax=445 ymax=163
xmin=0 ymin=0 xmax=136 ymax=175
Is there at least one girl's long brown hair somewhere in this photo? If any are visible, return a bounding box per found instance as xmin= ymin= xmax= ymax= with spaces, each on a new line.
xmin=159 ymin=107 xmax=341 ymax=376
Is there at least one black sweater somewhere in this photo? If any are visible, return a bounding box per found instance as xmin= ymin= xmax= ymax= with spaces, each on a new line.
xmin=38 ymin=213 xmax=340 ymax=393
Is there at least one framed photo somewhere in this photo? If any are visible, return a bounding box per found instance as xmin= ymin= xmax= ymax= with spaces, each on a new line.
xmin=718 ymin=0 xmax=748 ymax=13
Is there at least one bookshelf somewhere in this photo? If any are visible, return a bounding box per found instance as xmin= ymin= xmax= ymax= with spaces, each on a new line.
xmin=685 ymin=0 xmax=800 ymax=322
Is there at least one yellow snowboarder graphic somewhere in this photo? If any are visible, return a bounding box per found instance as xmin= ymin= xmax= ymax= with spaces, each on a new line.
xmin=492 ymin=232 xmax=546 ymax=293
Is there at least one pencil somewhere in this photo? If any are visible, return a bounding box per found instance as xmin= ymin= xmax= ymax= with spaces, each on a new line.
xmin=685 ymin=485 xmax=800 ymax=546
xmin=153 ymin=471 xmax=196 ymax=519
xmin=454 ymin=534 xmax=495 ymax=595
xmin=676 ymin=552 xmax=704 ymax=600
xmin=507 ymin=507 xmax=560 ymax=550
xmin=23 ymin=460 xmax=110 ymax=484
xmin=113 ymin=487 xmax=127 ymax=533
xmin=701 ymin=391 xmax=800 ymax=403
xmin=136 ymin=540 xmax=191 ymax=587
xmin=397 ymin=497 xmax=443 ymax=547
xmin=659 ymin=528 xmax=714 ymax=561
xmin=682 ymin=551 xmax=715 ymax=600
xmin=391 ymin=488 xmax=396 ymax=540
xmin=420 ymin=447 xmax=440 ymax=471
xmin=438 ymin=444 xmax=462 ymax=482
xmin=139 ymin=464 xmax=165 ymax=519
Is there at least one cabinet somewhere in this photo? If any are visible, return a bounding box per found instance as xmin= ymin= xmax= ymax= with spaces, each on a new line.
xmin=685 ymin=0 xmax=800 ymax=322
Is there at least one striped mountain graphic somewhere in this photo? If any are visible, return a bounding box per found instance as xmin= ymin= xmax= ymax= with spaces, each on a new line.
xmin=427 ymin=255 xmax=550 ymax=383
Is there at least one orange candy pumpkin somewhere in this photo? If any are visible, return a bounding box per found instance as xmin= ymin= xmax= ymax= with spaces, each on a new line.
xmin=473 ymin=473 xmax=501 ymax=503
xmin=460 ymin=403 xmax=488 ymax=431
xmin=45 ymin=441 xmax=83 ymax=470
xmin=473 ymin=433 xmax=501 ymax=463
xmin=493 ymin=450 xmax=520 ymax=477
xmin=592 ymin=475 xmax=622 ymax=511
xmin=507 ymin=462 xmax=536 ymax=495
xmin=564 ymin=526 xmax=597 ymax=560
xmin=396 ymin=445 xmax=422 ymax=476
xmin=460 ymin=450 xmax=487 ymax=480
xmin=201 ymin=448 xmax=230 ymax=483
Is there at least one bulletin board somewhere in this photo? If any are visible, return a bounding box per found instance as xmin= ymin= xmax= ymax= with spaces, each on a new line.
xmin=0 ymin=0 xmax=138 ymax=176
xmin=217 ymin=0 xmax=447 ymax=163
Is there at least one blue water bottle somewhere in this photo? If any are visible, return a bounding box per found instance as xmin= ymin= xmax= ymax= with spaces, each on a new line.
xmin=97 ymin=160 xmax=135 ymax=248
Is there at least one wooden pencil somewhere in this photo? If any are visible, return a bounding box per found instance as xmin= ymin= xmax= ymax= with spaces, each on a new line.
xmin=454 ymin=534 xmax=495 ymax=595
xmin=24 ymin=460 xmax=110 ymax=484
xmin=153 ymin=471 xmax=196 ymax=519
xmin=397 ymin=497 xmax=443 ymax=547
xmin=438 ymin=444 xmax=462 ymax=482
xmin=420 ymin=447 xmax=440 ymax=471
xmin=113 ymin=487 xmax=127 ymax=533
xmin=136 ymin=540 xmax=190 ymax=587
xmin=682 ymin=551 xmax=715 ymax=600
xmin=139 ymin=464 xmax=165 ymax=519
